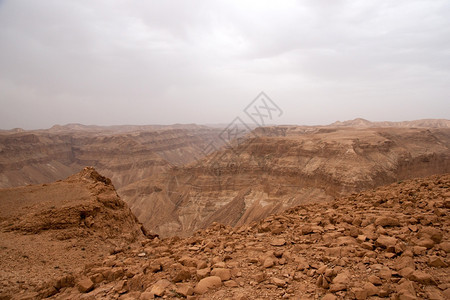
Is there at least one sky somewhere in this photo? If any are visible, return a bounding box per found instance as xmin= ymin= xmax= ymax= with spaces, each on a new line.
xmin=0 ymin=0 xmax=449 ymax=129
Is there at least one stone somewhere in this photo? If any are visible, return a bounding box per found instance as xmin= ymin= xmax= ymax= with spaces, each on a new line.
xmin=270 ymin=238 xmax=286 ymax=246
xmin=363 ymin=282 xmax=378 ymax=296
xmin=376 ymin=235 xmax=397 ymax=250
xmin=253 ymin=272 xmax=266 ymax=283
xmin=263 ymin=257 xmax=275 ymax=268
xmin=416 ymin=238 xmax=435 ymax=249
xmin=211 ymin=268 xmax=231 ymax=281
xmin=396 ymin=279 xmax=416 ymax=298
xmin=176 ymin=284 xmax=194 ymax=297
xmin=193 ymin=276 xmax=222 ymax=294
xmin=272 ymin=277 xmax=287 ymax=287
xmin=409 ymin=270 xmax=435 ymax=285
xmin=428 ymin=256 xmax=446 ymax=268
xmin=439 ymin=242 xmax=450 ymax=253
xmin=353 ymin=288 xmax=367 ymax=300
xmin=77 ymin=277 xmax=94 ymax=293
xmin=420 ymin=227 xmax=443 ymax=243
xmin=322 ymin=294 xmax=337 ymax=300
xmin=375 ymin=216 xmax=400 ymax=227
xmin=172 ymin=267 xmax=191 ymax=282
xmin=196 ymin=268 xmax=210 ymax=279
xmin=399 ymin=267 xmax=414 ymax=278
xmin=149 ymin=279 xmax=171 ymax=297
xmin=368 ymin=275 xmax=382 ymax=285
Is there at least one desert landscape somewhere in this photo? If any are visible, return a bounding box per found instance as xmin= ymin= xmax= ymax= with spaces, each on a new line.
xmin=1 ymin=1 xmax=449 ymax=299
xmin=0 ymin=119 xmax=449 ymax=299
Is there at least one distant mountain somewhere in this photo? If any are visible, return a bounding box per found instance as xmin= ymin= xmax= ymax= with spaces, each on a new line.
xmin=331 ymin=118 xmax=450 ymax=128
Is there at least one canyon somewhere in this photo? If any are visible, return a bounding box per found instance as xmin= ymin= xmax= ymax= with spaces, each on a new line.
xmin=1 ymin=120 xmax=449 ymax=238
xmin=122 ymin=126 xmax=450 ymax=237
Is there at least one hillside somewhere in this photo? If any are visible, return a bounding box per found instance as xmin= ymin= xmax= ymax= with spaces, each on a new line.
xmin=50 ymin=173 xmax=450 ymax=299
xmin=0 ymin=167 xmax=147 ymax=299
xmin=121 ymin=127 xmax=450 ymax=237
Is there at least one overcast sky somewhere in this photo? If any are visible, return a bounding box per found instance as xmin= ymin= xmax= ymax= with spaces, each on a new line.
xmin=0 ymin=0 xmax=449 ymax=129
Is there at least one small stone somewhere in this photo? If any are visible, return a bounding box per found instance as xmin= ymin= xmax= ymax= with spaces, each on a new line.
xmin=176 ymin=284 xmax=194 ymax=297
xmin=322 ymin=294 xmax=337 ymax=300
xmin=223 ymin=280 xmax=238 ymax=287
xmin=272 ymin=277 xmax=287 ymax=287
xmin=149 ymin=279 xmax=171 ymax=297
xmin=428 ymin=256 xmax=446 ymax=268
xmin=375 ymin=216 xmax=400 ymax=227
xmin=363 ymin=282 xmax=378 ymax=296
xmin=376 ymin=235 xmax=397 ymax=251
xmin=253 ymin=272 xmax=266 ymax=283
xmin=368 ymin=275 xmax=382 ymax=285
xmin=270 ymin=238 xmax=286 ymax=246
xmin=409 ymin=270 xmax=435 ymax=285
xmin=399 ymin=267 xmax=415 ymax=278
xmin=197 ymin=268 xmax=210 ymax=279
xmin=193 ymin=276 xmax=222 ymax=294
xmin=263 ymin=257 xmax=275 ymax=268
xmin=77 ymin=277 xmax=94 ymax=293
xmin=211 ymin=268 xmax=231 ymax=281
xmin=353 ymin=288 xmax=367 ymax=300
xmin=137 ymin=252 xmax=146 ymax=257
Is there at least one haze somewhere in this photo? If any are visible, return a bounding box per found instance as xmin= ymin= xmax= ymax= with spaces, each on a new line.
xmin=0 ymin=0 xmax=449 ymax=130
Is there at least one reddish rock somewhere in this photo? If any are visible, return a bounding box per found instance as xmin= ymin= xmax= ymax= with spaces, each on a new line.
xmin=193 ymin=276 xmax=222 ymax=294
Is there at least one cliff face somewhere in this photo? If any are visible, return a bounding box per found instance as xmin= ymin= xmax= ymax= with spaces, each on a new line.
xmin=121 ymin=127 xmax=450 ymax=237
xmin=0 ymin=167 xmax=147 ymax=298
xmin=0 ymin=126 xmax=224 ymax=189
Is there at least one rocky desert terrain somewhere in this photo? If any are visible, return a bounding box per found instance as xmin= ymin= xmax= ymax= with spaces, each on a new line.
xmin=0 ymin=119 xmax=449 ymax=299
xmin=0 ymin=170 xmax=448 ymax=299
xmin=122 ymin=125 xmax=450 ymax=237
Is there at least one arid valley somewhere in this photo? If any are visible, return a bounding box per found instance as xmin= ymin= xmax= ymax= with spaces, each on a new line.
xmin=0 ymin=119 xmax=449 ymax=299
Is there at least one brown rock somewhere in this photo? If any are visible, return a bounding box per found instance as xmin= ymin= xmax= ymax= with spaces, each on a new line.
xmin=353 ymin=288 xmax=367 ymax=300
xmin=149 ymin=279 xmax=171 ymax=297
xmin=376 ymin=235 xmax=397 ymax=251
xmin=439 ymin=241 xmax=450 ymax=253
xmin=394 ymin=256 xmax=415 ymax=270
xmin=172 ymin=267 xmax=191 ymax=282
xmin=176 ymin=284 xmax=194 ymax=297
xmin=409 ymin=270 xmax=435 ymax=285
xmin=193 ymin=276 xmax=222 ymax=294
xmin=196 ymin=267 xmax=211 ymax=279
xmin=399 ymin=267 xmax=415 ymax=278
xmin=363 ymin=282 xmax=378 ymax=296
xmin=420 ymin=227 xmax=443 ymax=243
xmin=416 ymin=238 xmax=435 ymax=249
xmin=272 ymin=277 xmax=287 ymax=287
xmin=77 ymin=277 xmax=94 ymax=293
xmin=211 ymin=268 xmax=231 ymax=281
xmin=428 ymin=256 xmax=446 ymax=268
xmin=322 ymin=294 xmax=337 ymax=300
xmin=368 ymin=275 xmax=382 ymax=285
xmin=270 ymin=238 xmax=286 ymax=246
xmin=179 ymin=256 xmax=198 ymax=268
xmin=396 ymin=279 xmax=416 ymax=298
xmin=375 ymin=216 xmax=400 ymax=227
xmin=263 ymin=257 xmax=275 ymax=268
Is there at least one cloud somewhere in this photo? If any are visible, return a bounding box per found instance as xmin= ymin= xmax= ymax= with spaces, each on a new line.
xmin=0 ymin=0 xmax=449 ymax=129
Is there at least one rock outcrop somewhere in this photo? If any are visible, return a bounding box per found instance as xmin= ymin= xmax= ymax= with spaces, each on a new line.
xmin=0 ymin=167 xmax=147 ymax=299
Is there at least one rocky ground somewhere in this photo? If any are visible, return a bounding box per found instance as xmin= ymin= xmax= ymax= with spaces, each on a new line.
xmin=27 ymin=173 xmax=448 ymax=300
